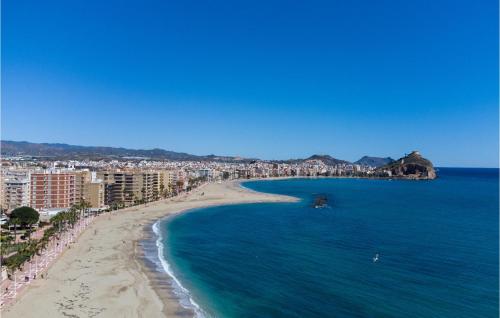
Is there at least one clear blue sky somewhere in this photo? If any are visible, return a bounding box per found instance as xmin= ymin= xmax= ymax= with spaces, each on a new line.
xmin=2 ymin=0 xmax=498 ymax=167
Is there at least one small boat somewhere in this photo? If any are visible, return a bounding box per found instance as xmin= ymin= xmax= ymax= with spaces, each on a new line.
xmin=373 ymin=253 xmax=379 ymax=263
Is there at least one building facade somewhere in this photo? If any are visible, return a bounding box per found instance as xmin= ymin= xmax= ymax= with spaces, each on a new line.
xmin=30 ymin=173 xmax=76 ymax=210
xmin=2 ymin=173 xmax=30 ymax=211
xmin=98 ymin=171 xmax=160 ymax=207
xmin=87 ymin=181 xmax=105 ymax=208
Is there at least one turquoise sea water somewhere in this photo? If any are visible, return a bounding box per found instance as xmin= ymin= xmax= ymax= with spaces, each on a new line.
xmin=158 ymin=168 xmax=499 ymax=318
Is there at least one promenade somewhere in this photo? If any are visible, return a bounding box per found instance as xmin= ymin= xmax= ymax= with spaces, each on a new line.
xmin=1 ymin=213 xmax=99 ymax=308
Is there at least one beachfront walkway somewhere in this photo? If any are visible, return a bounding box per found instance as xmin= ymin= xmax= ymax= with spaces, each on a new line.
xmin=0 ymin=214 xmax=99 ymax=309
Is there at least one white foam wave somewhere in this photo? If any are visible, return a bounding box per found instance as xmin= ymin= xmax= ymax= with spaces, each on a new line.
xmin=153 ymin=220 xmax=209 ymax=318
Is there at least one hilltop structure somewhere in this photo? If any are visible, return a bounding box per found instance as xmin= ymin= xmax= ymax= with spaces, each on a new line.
xmin=376 ymin=151 xmax=436 ymax=179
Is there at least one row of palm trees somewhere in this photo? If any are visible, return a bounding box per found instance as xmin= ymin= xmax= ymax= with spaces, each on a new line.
xmin=3 ymin=177 xmax=209 ymax=275
xmin=3 ymin=178 xmax=208 ymax=278
xmin=2 ymin=201 xmax=93 ymax=274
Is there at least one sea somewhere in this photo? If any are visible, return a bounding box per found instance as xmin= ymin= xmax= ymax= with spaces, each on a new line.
xmin=150 ymin=168 xmax=499 ymax=318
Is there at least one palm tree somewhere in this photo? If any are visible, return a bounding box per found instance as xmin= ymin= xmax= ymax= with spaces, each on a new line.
xmin=81 ymin=200 xmax=91 ymax=218
xmin=73 ymin=201 xmax=84 ymax=221
xmin=72 ymin=202 xmax=81 ymax=219
xmin=50 ymin=213 xmax=65 ymax=235
xmin=159 ymin=184 xmax=165 ymax=199
xmin=66 ymin=208 xmax=77 ymax=228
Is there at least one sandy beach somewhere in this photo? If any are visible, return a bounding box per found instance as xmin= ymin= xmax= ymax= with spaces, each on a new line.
xmin=2 ymin=180 xmax=297 ymax=318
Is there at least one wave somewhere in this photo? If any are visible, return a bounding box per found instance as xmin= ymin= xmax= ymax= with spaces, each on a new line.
xmin=152 ymin=220 xmax=209 ymax=318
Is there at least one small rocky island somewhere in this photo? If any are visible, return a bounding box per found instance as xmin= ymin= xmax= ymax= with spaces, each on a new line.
xmin=376 ymin=151 xmax=436 ymax=180
xmin=313 ymin=195 xmax=328 ymax=208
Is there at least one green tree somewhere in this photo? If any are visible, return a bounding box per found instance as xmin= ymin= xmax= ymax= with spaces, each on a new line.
xmin=10 ymin=206 xmax=40 ymax=228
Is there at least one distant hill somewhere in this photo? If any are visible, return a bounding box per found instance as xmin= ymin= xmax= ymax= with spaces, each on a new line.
xmin=1 ymin=142 xmax=434 ymax=176
xmin=354 ymin=156 xmax=394 ymax=168
xmin=305 ymin=154 xmax=350 ymax=166
xmin=273 ymin=154 xmax=350 ymax=165
xmin=376 ymin=151 xmax=436 ymax=179
xmin=0 ymin=140 xmax=253 ymax=162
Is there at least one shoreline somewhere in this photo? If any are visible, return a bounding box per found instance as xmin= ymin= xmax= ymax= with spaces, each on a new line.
xmin=2 ymin=180 xmax=297 ymax=318
xmin=138 ymin=219 xmax=194 ymax=317
xmin=141 ymin=180 xmax=300 ymax=318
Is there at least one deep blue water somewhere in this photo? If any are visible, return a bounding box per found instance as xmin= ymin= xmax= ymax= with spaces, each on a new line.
xmin=159 ymin=168 xmax=499 ymax=318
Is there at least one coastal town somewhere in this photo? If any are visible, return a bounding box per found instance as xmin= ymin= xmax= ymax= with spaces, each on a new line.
xmin=0 ymin=150 xmax=435 ymax=310
xmin=1 ymin=154 xmax=340 ymax=310
xmin=1 ymin=155 xmax=380 ymax=215
xmin=1 ymin=0 xmax=494 ymax=316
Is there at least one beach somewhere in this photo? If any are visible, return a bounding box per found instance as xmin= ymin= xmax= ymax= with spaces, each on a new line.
xmin=2 ymin=180 xmax=297 ymax=318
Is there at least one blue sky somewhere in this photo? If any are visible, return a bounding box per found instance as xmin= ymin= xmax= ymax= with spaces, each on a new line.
xmin=2 ymin=0 xmax=498 ymax=167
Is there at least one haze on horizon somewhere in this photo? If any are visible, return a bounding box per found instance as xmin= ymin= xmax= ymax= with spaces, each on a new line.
xmin=1 ymin=0 xmax=498 ymax=167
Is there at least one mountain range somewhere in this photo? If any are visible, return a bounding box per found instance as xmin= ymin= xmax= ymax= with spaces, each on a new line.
xmin=1 ymin=140 xmax=397 ymax=167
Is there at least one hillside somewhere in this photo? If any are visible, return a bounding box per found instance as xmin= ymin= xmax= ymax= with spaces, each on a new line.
xmin=0 ymin=140 xmax=252 ymax=162
xmin=377 ymin=151 xmax=436 ymax=179
xmin=354 ymin=156 xmax=394 ymax=168
xmin=304 ymin=154 xmax=350 ymax=166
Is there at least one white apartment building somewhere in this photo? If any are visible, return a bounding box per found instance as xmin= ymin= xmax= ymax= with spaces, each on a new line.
xmin=1 ymin=171 xmax=31 ymax=211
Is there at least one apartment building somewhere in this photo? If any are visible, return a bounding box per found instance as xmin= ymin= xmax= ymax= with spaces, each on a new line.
xmin=87 ymin=180 xmax=105 ymax=208
xmin=98 ymin=171 xmax=159 ymax=207
xmin=1 ymin=172 xmax=30 ymax=211
xmin=143 ymin=171 xmax=159 ymax=202
xmin=158 ymin=170 xmax=175 ymax=197
xmin=30 ymin=173 xmax=76 ymax=209
xmin=72 ymin=171 xmax=106 ymax=208
xmin=74 ymin=170 xmax=91 ymax=202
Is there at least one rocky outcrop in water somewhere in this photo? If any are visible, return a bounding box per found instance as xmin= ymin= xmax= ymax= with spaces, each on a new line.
xmin=376 ymin=151 xmax=436 ymax=180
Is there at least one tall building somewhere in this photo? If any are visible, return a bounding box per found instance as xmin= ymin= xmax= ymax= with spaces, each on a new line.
xmin=98 ymin=171 xmax=159 ymax=207
xmin=30 ymin=173 xmax=76 ymax=210
xmin=87 ymin=180 xmax=105 ymax=209
xmin=143 ymin=171 xmax=159 ymax=202
xmin=72 ymin=170 xmax=105 ymax=208
xmin=1 ymin=171 xmax=30 ymax=211
xmin=74 ymin=170 xmax=92 ymax=204
xmin=99 ymin=171 xmax=141 ymax=206
xmin=158 ymin=170 xmax=174 ymax=197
